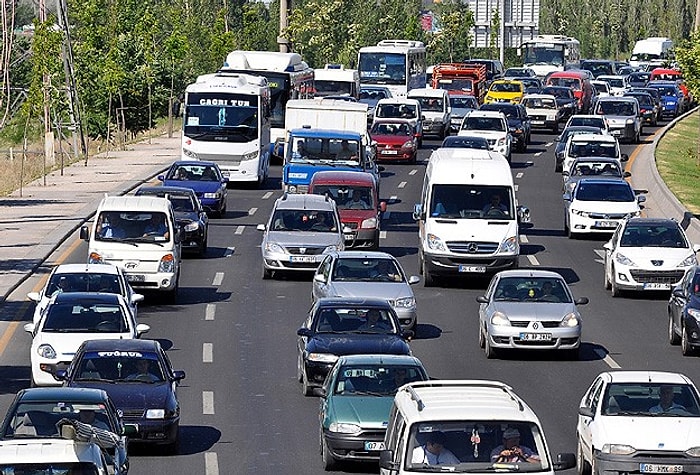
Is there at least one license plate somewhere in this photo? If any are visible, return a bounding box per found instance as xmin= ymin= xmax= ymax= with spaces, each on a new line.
xmin=289 ymin=256 xmax=318 ymax=263
xmin=595 ymin=220 xmax=618 ymax=228
xmin=644 ymin=283 xmax=671 ymax=290
xmin=382 ymin=150 xmax=398 ymax=155
xmin=519 ymin=333 xmax=552 ymax=341
xmin=611 ymin=130 xmax=622 ymax=136
xmin=458 ymin=265 xmax=486 ymax=273
xmin=640 ymin=464 xmax=683 ymax=473
xmin=126 ymin=274 xmax=145 ymax=282
xmin=532 ymin=120 xmax=545 ymax=125
xmin=364 ymin=441 xmax=385 ymax=451
xmin=344 ymin=234 xmax=354 ymax=241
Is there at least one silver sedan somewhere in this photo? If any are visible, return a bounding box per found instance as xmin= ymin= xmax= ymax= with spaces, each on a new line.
xmin=476 ymin=269 xmax=588 ymax=359
xmin=312 ymin=251 xmax=419 ymax=330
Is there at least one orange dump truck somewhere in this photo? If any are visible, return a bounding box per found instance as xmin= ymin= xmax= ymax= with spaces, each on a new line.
xmin=431 ymin=63 xmax=487 ymax=102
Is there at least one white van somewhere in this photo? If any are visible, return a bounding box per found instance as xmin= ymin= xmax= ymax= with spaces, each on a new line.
xmin=407 ymin=88 xmax=451 ymax=139
xmin=379 ymin=380 xmax=576 ymax=474
xmin=413 ymin=149 xmax=527 ymax=286
xmin=374 ymin=98 xmax=424 ymax=145
xmin=80 ymin=195 xmax=181 ymax=302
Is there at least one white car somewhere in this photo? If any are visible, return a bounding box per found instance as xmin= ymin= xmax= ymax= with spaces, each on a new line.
xmin=577 ymin=371 xmax=700 ymax=475
xmin=604 ymin=218 xmax=700 ymax=297
xmin=563 ymin=178 xmax=644 ymax=238
xmin=596 ymin=74 xmax=631 ymax=96
xmin=24 ymin=292 xmax=150 ymax=386
xmin=564 ymin=115 xmax=610 ymax=135
xmin=521 ymin=94 xmax=563 ymax=133
xmin=591 ymin=80 xmax=612 ymax=98
xmin=458 ymin=110 xmax=512 ymax=162
xmin=27 ymin=263 xmax=143 ymax=324
xmin=561 ymin=133 xmax=626 ymax=175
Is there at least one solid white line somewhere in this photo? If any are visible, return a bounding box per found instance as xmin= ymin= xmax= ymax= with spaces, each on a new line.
xmin=212 ymin=272 xmax=224 ymax=286
xmin=204 ymin=452 xmax=219 ymax=475
xmin=205 ymin=304 xmax=216 ymax=321
xmin=248 ymin=207 xmax=257 ymax=215
xmin=595 ymin=348 xmax=622 ymax=369
xmin=380 ymin=231 xmax=387 ymax=239
xmin=398 ymin=181 xmax=407 ymax=189
xmin=203 ymin=391 xmax=215 ymax=415
xmin=546 ymin=142 xmax=554 ymax=147
xmin=225 ymin=247 xmax=235 ymax=257
xmin=520 ymin=235 xmax=529 ymax=243
xmin=203 ymin=343 xmax=213 ymax=363
xmin=409 ymin=169 xmax=418 ymax=175
xmin=526 ymin=161 xmax=534 ymax=165
xmin=526 ymin=255 xmax=540 ymax=266
xmin=516 ymin=172 xmax=524 ymax=179
xmin=235 ymin=226 xmax=245 ymax=235
xmin=383 ymin=211 xmax=391 ymax=220
xmin=262 ymin=192 xmax=273 ymax=199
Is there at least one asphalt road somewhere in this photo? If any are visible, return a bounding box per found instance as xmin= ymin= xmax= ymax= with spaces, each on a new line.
xmin=2 ymin=121 xmax=699 ymax=474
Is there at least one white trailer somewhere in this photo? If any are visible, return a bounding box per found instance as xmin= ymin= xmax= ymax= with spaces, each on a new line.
xmin=630 ymin=37 xmax=674 ymax=68
xmin=284 ymin=98 xmax=368 ymax=141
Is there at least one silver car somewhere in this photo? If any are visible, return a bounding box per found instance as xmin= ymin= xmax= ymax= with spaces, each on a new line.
xmin=258 ymin=194 xmax=345 ymax=279
xmin=476 ymin=269 xmax=588 ymax=359
xmin=592 ymin=96 xmax=642 ymax=143
xmin=312 ymin=251 xmax=419 ymax=329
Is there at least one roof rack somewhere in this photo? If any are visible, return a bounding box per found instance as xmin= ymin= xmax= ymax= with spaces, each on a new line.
xmin=406 ymin=386 xmax=425 ymax=411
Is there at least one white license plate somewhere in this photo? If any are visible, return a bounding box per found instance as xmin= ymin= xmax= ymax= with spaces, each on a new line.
xmin=519 ymin=333 xmax=552 ymax=341
xmin=344 ymin=234 xmax=354 ymax=241
xmin=640 ymin=464 xmax=683 ymax=473
xmin=595 ymin=220 xmax=618 ymax=228
xmin=458 ymin=265 xmax=486 ymax=273
xmin=289 ymin=256 xmax=319 ymax=263
xmin=364 ymin=441 xmax=385 ymax=451
xmin=382 ymin=150 xmax=398 ymax=155
xmin=532 ymin=120 xmax=545 ymax=125
xmin=126 ymin=274 xmax=145 ymax=282
xmin=611 ymin=130 xmax=622 ymax=136
xmin=644 ymin=283 xmax=671 ymax=290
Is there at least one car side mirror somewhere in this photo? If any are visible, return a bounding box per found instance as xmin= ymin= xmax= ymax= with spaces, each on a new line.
xmin=637 ymin=194 xmax=646 ymax=203
xmin=575 ymin=297 xmax=589 ymax=305
xmin=563 ymin=193 xmax=571 ymax=201
xmin=313 ymin=273 xmax=326 ymax=283
xmin=173 ymin=370 xmax=186 ymax=382
xmin=257 ymin=224 xmax=266 ymax=232
xmin=27 ymin=292 xmax=40 ymax=302
xmin=578 ymin=406 xmax=594 ymax=418
xmin=297 ymin=328 xmax=313 ymax=337
xmin=157 ymin=174 xmax=165 ymax=182
xmin=80 ymin=225 xmax=90 ymax=241
xmin=136 ymin=323 xmax=151 ymax=336
xmin=379 ymin=450 xmax=397 ymax=470
xmin=673 ymin=288 xmax=686 ymax=298
xmin=603 ymin=241 xmax=613 ymax=251
xmin=23 ymin=323 xmax=35 ymax=334
xmin=621 ymin=153 xmax=629 ymax=162
xmin=380 ymin=201 xmax=387 ymax=213
xmin=413 ymin=203 xmax=424 ymax=221
xmin=131 ymin=294 xmax=145 ymax=305
xmin=313 ymin=387 xmax=327 ymax=398
xmin=623 ymin=171 xmax=631 ymax=178
xmin=54 ymin=369 xmax=68 ymax=381
xmin=476 ymin=295 xmax=489 ymax=304
xmin=553 ymin=453 xmax=577 ymax=471
xmin=517 ymin=205 xmax=531 ymax=223
xmin=402 ymin=329 xmax=415 ymax=341
xmin=693 ymin=244 xmax=700 ymax=253
xmin=408 ymin=276 xmax=420 ymax=285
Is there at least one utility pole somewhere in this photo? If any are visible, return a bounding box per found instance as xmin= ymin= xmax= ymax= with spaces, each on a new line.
xmin=499 ymin=0 xmax=505 ymax=64
xmin=39 ymin=0 xmax=54 ymax=181
xmin=278 ymin=0 xmax=290 ymax=53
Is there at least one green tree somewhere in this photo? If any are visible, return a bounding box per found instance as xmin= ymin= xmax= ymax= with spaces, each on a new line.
xmin=426 ymin=0 xmax=475 ymax=64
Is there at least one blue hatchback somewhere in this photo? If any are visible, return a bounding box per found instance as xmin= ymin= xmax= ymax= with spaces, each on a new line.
xmin=159 ymin=160 xmax=228 ymax=217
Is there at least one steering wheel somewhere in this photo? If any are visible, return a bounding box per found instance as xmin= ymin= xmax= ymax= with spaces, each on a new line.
xmin=95 ymin=321 xmax=117 ymax=331
xmin=485 ymin=208 xmax=507 ymax=218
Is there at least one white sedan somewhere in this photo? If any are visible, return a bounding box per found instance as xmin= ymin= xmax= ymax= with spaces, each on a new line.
xmin=25 ymin=292 xmax=150 ymax=386
xmin=27 ymin=263 xmax=143 ymax=324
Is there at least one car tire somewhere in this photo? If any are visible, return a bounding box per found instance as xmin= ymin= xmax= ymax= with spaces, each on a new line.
xmin=669 ymin=313 xmax=681 ymax=345
xmin=552 ymin=122 xmax=559 ymax=134
xmin=577 ymin=439 xmax=591 ymax=475
xmin=484 ymin=332 xmax=498 ymax=359
xmin=297 ymin=354 xmax=304 ymax=383
xmin=610 ymin=269 xmax=622 ymax=297
xmin=603 ymin=262 xmax=611 ymax=290
xmin=423 ymin=259 xmax=435 ymax=287
xmin=682 ymin=325 xmax=695 ymax=356
xmin=321 ymin=435 xmax=337 ymax=471
xmin=478 ymin=325 xmax=486 ymax=349
xmin=262 ymin=266 xmax=273 ymax=280
xmin=555 ymin=161 xmax=562 ymax=173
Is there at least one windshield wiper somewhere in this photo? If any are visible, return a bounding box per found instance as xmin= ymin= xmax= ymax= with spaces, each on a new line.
xmin=350 ymin=390 xmax=385 ymax=397
xmin=98 ymin=237 xmax=138 ymax=246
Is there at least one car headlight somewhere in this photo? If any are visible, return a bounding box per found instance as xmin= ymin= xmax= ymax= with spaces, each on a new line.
xmin=499 ymin=236 xmax=519 ymax=254
xmin=402 ymin=140 xmax=415 ymax=149
xmin=626 ymin=118 xmax=634 ymax=125
xmin=615 ymin=252 xmax=635 ymax=267
xmin=497 ymin=137 xmax=506 ymax=145
xmin=687 ymin=308 xmax=700 ymax=320
xmin=394 ymin=297 xmax=416 ymax=308
xmin=158 ymin=254 xmax=175 ymax=273
xmin=264 ymin=242 xmax=285 ymax=254
xmin=242 ymin=150 xmax=258 ymax=161
xmin=203 ymin=192 xmax=220 ymax=199
xmin=686 ymin=447 xmax=700 ymax=458
xmin=361 ymin=217 xmax=377 ymax=229
xmin=184 ymin=221 xmax=200 ymax=232
xmin=145 ymin=409 xmax=165 ymax=419
xmin=182 ymin=148 xmax=198 ymax=159
xmin=323 ymin=245 xmax=339 ymax=253
xmin=560 ymin=312 xmax=580 ymax=327
xmin=547 ymin=114 xmax=557 ymax=121
xmin=426 ymin=233 xmax=447 ymax=251
xmin=307 ymin=353 xmax=339 ymax=364
xmin=629 ymin=210 xmax=641 ymax=217
xmin=571 ymin=209 xmax=589 ymax=217
xmin=37 ymin=344 xmax=57 ymax=359
xmin=491 ymin=311 xmax=511 ymax=326
xmin=88 ymin=252 xmax=104 ymax=264
xmin=602 ymin=444 xmax=636 ymax=455
xmin=680 ymin=254 xmax=698 ymax=267
xmin=328 ymin=422 xmax=361 ymax=434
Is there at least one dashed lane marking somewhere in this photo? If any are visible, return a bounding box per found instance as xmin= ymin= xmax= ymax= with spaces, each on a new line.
xmin=205 ymin=304 xmax=216 ymax=321
xmin=203 ymin=343 xmax=213 ymax=363
xmin=516 ymin=172 xmax=524 ymax=179
xmin=380 ymin=231 xmax=387 ymax=239
xmin=235 ymin=226 xmax=245 ymax=235
xmin=526 ymin=255 xmax=540 ymax=266
xmin=262 ymin=192 xmax=273 ymax=199
xmin=389 ymin=195 xmax=398 ymax=203
xmin=225 ymin=247 xmax=235 ymax=257
xmin=546 ymin=142 xmax=553 ymax=147
xmin=534 ymin=152 xmax=543 ymax=157
xmin=409 ymin=169 xmax=418 ymax=175
xmin=205 ymin=452 xmax=219 ymax=475
xmin=595 ymin=348 xmax=622 ymax=369
xmin=203 ymin=391 xmax=215 ymax=415
xmin=526 ymin=161 xmax=534 ymax=165
xmin=520 ymin=235 xmax=529 ymax=243
xmin=593 ymin=249 xmax=606 ymax=264
xmin=398 ymin=181 xmax=407 ymax=189
xmin=248 ymin=207 xmax=257 ymax=215
xmin=212 ymin=272 xmax=224 ymax=286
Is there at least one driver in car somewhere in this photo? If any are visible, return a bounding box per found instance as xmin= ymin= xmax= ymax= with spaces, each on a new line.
xmin=482 ymin=194 xmax=508 ymax=215
xmin=126 ymin=359 xmax=161 ymax=382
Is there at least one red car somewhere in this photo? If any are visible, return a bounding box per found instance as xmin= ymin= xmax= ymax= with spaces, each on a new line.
xmin=369 ymin=119 xmax=418 ymax=164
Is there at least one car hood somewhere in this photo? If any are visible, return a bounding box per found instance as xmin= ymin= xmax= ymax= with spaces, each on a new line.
xmin=570 ymin=200 xmax=639 ymax=214
xmin=427 ymin=218 xmax=517 ymax=243
xmin=34 ymin=332 xmax=135 ymax=358
xmin=163 ymin=179 xmax=221 ymax=193
xmin=328 ymin=282 xmax=412 ymax=302
xmin=174 ymin=211 xmax=200 ymax=223
xmin=492 ymin=301 xmax=577 ymax=320
xmin=266 ymin=231 xmax=342 ymax=248
xmin=339 ymin=209 xmax=377 ymax=222
xmin=372 ymin=134 xmax=413 ymax=146
xmin=459 ymin=129 xmax=507 ymax=140
xmin=327 ymin=395 xmax=393 ymax=429
xmin=70 ymin=381 xmax=171 ymax=410
xmin=595 ymin=415 xmax=700 ymax=451
xmin=614 ymin=247 xmax=695 ymax=268
xmin=306 ymin=334 xmax=410 ymax=356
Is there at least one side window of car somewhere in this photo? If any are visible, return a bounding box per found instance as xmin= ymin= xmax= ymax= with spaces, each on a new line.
xmin=584 ymin=377 xmax=603 ymax=409
xmin=318 ymin=256 xmax=331 ymax=280
xmin=590 ymin=380 xmax=605 ymax=413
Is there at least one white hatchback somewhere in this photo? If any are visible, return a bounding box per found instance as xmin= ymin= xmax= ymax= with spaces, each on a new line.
xmin=458 ymin=110 xmax=512 ymax=162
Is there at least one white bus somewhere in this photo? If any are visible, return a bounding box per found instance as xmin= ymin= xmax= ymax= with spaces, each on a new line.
xmin=357 ymin=40 xmax=427 ymax=97
xmin=313 ymin=64 xmax=360 ymax=99
xmin=518 ymin=35 xmax=581 ymax=79
xmin=182 ymin=71 xmax=271 ymax=186
xmin=222 ymin=51 xmax=314 ymax=160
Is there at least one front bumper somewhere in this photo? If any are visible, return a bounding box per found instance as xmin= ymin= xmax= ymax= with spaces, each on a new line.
xmin=612 ymin=265 xmax=687 ymax=292
xmin=423 ymin=250 xmax=518 ymax=277
xmin=376 ymin=148 xmax=416 ymax=162
xmin=123 ymin=415 xmax=179 ymax=445
xmin=181 ymin=228 xmax=206 ymax=251
xmin=608 ymin=124 xmax=637 ymax=142
xmin=594 ymin=450 xmax=700 ymax=475
xmin=262 ymin=251 xmax=326 ymax=272
xmin=568 ymin=213 xmax=629 ymax=235
xmin=323 ymin=428 xmax=387 ymax=462
xmin=486 ymin=325 xmax=580 ymax=350
xmin=394 ymin=306 xmax=418 ymax=329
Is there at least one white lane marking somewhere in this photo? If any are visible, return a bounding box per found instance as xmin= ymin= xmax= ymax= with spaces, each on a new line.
xmin=203 ymin=391 xmax=215 ymax=414
xmin=514 ymin=184 xmax=519 ymax=192
xmin=225 ymin=247 xmax=235 ymax=257
xmin=380 ymin=231 xmax=387 ymax=239
xmin=520 ymin=235 xmax=529 ymax=243
xmin=212 ymin=272 xmax=224 ymax=286
xmin=204 ymin=452 xmax=219 ymax=475
xmin=203 ymin=343 xmax=213 ymax=363
xmin=409 ymin=169 xmax=418 ymax=175
xmin=546 ymin=142 xmax=553 ymax=147
xmin=235 ymin=225 xmax=245 ymax=235
xmin=516 ymin=172 xmax=524 ymax=179
xmin=526 ymin=161 xmax=534 ymax=165
xmin=262 ymin=192 xmax=273 ymax=199
xmin=527 ymin=255 xmax=540 ymax=266
xmin=205 ymin=304 xmax=216 ymax=321
xmin=535 ymin=152 xmax=543 ymax=157
xmin=595 ymin=348 xmax=622 ymax=369
xmin=384 ymin=211 xmax=391 ymax=220
xmin=248 ymin=207 xmax=257 ymax=215
xmin=593 ymin=249 xmax=605 ymax=265
xmin=398 ymin=181 xmax=407 ymax=189
xmin=389 ymin=195 xmax=398 ymax=203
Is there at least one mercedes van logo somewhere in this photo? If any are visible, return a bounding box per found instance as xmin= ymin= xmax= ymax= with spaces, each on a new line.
xmin=467 ymin=242 xmax=478 ymax=253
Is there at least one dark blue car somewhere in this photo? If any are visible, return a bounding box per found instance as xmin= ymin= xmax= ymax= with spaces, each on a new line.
xmin=159 ymin=160 xmax=228 ymax=217
xmin=57 ymin=339 xmax=186 ymax=454
xmin=669 ymin=266 xmax=700 ymax=356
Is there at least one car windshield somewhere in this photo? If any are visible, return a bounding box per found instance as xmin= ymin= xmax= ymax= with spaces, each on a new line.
xmin=575 ymin=182 xmax=634 ymax=202
xmin=43 ymin=302 xmax=128 ymax=333
xmin=441 ymin=136 xmax=489 ymax=150
xmin=376 ymin=104 xmax=417 ymax=119
xmin=0 ymin=463 xmax=101 ymax=474
xmin=314 ymin=307 xmax=397 ymax=334
xmin=569 ymin=141 xmax=618 ymax=158
xmin=483 ymin=105 xmax=517 ymax=119
xmin=548 ymin=77 xmax=580 ymax=89
xmin=371 ymin=122 xmax=412 ymax=137
xmin=333 ymin=364 xmax=424 ymax=396
xmin=651 ymin=86 xmax=677 ymax=97
xmin=523 ymin=98 xmax=556 ymax=109
xmin=461 ymin=116 xmax=506 ymax=132
xmin=4 ymin=401 xmax=115 ymax=438
xmin=406 ymin=421 xmax=549 ymax=471
xmin=270 ymin=210 xmax=338 ymax=232
xmin=493 ymin=276 xmax=572 ymax=303
xmin=331 ymin=257 xmax=404 ymax=283
xmin=490 ymin=82 xmax=522 ymax=93
xmin=604 ymin=78 xmax=626 ymax=88
xmin=542 ymin=87 xmax=573 ymax=99
xmin=570 ymin=161 xmax=621 ymax=177
xmin=430 ymin=185 xmax=513 ymax=220
xmin=595 ymin=101 xmax=636 ymax=116
xmin=312 ymin=186 xmax=374 ymax=210
xmin=413 ymin=96 xmax=444 ymax=112
xmin=94 ymin=211 xmax=170 ymax=242
xmin=289 ymin=137 xmax=361 ymax=163
xmin=568 ymin=117 xmax=604 ymax=128
xmin=601 ymin=383 xmax=700 ymax=416
xmin=47 ymin=273 xmax=122 ymax=296
xmin=167 ymin=164 xmax=221 ymax=182
xmin=74 ymin=351 xmax=165 ymax=383
xmin=450 ymin=96 xmax=478 ymax=109
xmin=620 ymin=223 xmax=687 ymax=248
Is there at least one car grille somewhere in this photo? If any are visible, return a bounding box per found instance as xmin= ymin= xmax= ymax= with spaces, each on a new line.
xmin=120 ymin=409 xmax=145 ymax=419
xmin=342 ymin=222 xmax=359 ymax=230
xmin=630 ymin=269 xmax=685 ymax=284
xmin=446 ymin=241 xmax=498 ymax=254
xmin=530 ymin=114 xmax=547 ymax=121
xmin=510 ymin=321 xmax=560 ymax=328
xmin=588 ymin=212 xmax=629 ymax=219
xmin=486 ymin=139 xmax=497 ymax=146
xmin=286 ymin=247 xmax=325 ymax=255
xmin=285 ymin=261 xmax=321 ymax=269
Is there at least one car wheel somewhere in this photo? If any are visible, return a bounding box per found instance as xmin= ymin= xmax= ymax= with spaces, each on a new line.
xmin=552 ymin=122 xmax=559 ymax=134
xmin=669 ymin=313 xmax=681 ymax=345
xmin=682 ymin=325 xmax=695 ymax=356
xmin=423 ymin=260 xmax=435 ymax=287
xmin=297 ymin=353 xmax=304 ymax=383
xmin=198 ymin=234 xmax=208 ymax=257
xmin=610 ymin=269 xmax=622 ymax=297
xmin=484 ymin=331 xmax=498 ymax=359
xmin=262 ymin=266 xmax=273 ymax=280
xmin=603 ymin=261 xmax=611 ymax=290
xmin=301 ymin=368 xmax=313 ymax=396
xmin=321 ymin=435 xmax=337 ymax=471
xmin=555 ymin=161 xmax=562 ymax=173
xmin=577 ymin=439 xmax=591 ymax=475
xmin=478 ymin=325 xmax=486 ymax=348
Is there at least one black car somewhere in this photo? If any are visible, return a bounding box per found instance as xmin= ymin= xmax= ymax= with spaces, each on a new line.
xmin=441 ymin=135 xmax=489 ymax=150
xmin=57 ymin=339 xmax=186 ymax=454
xmin=630 ymin=87 xmax=663 ymax=122
xmin=623 ymin=91 xmax=659 ymax=126
xmin=541 ymin=86 xmax=579 ymax=121
xmin=580 ymin=59 xmax=617 ymax=78
xmin=518 ymin=77 xmax=543 ymax=95
xmin=136 ymin=185 xmax=209 ymax=255
xmin=0 ymin=387 xmax=133 ymax=474
xmin=296 ymin=298 xmax=413 ymax=396
xmin=480 ymin=102 xmax=531 ymax=152
xmin=669 ymin=266 xmax=700 ymax=356
xmin=553 ymin=125 xmax=603 ymax=172
xmin=628 ymin=71 xmax=652 ymax=88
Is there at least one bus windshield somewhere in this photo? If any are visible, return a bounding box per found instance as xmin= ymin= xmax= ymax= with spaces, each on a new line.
xmin=523 ymin=44 xmax=565 ymax=66
xmin=184 ymin=93 xmax=258 ymax=142
xmin=358 ymin=52 xmax=406 ymax=85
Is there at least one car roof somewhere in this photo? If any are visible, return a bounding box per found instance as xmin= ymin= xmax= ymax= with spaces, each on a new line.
xmin=602 ymin=371 xmax=693 ymax=385
xmin=53 ymin=264 xmax=120 ymax=275
xmin=289 ymin=129 xmax=362 ymax=141
xmin=466 ymin=109 xmax=506 ymax=118
xmin=336 ymin=354 xmax=424 ymax=366
xmin=273 ymin=193 xmax=336 ymax=211
xmin=315 ymin=297 xmax=394 ymax=310
xmin=623 ymin=217 xmax=680 ymax=227
xmin=522 ymin=94 xmax=557 ymax=101
xmin=52 ymin=292 xmax=122 ymax=305
xmin=333 ymin=250 xmax=398 ymax=260
xmin=571 ymin=157 xmax=621 ymax=164
xmin=17 ymin=387 xmax=109 ymax=403
xmin=492 ymin=269 xmax=566 ymax=280
xmin=575 ymin=177 xmax=630 ymax=186
xmin=80 ymin=338 xmax=160 ymax=352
